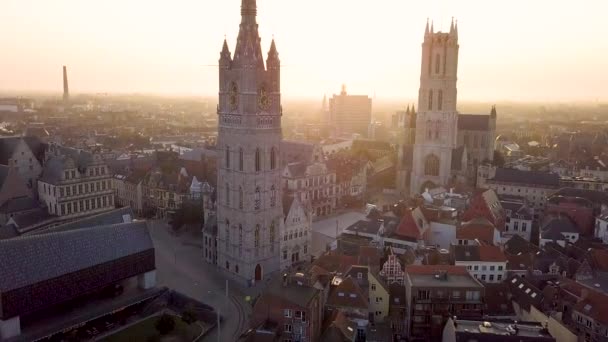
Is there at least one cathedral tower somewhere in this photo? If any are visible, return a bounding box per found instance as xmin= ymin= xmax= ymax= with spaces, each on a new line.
xmin=410 ymin=19 xmax=460 ymax=194
xmin=217 ymin=0 xmax=282 ymax=283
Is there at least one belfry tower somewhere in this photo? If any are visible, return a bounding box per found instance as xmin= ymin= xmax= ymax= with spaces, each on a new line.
xmin=216 ymin=0 xmax=283 ymax=283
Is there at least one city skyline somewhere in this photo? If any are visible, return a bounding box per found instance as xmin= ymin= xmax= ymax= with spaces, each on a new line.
xmin=1 ymin=0 xmax=607 ymax=101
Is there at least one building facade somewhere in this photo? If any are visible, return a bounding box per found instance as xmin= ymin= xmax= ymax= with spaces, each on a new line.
xmin=37 ymin=145 xmax=115 ymax=220
xmin=329 ymin=85 xmax=372 ymax=138
xmin=216 ymin=0 xmax=283 ymax=283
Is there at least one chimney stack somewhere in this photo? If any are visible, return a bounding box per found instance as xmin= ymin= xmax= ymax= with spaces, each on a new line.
xmin=63 ymin=66 xmax=69 ymax=103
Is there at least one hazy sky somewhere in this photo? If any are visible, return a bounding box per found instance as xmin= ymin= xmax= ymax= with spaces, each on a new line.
xmin=1 ymin=0 xmax=607 ymax=101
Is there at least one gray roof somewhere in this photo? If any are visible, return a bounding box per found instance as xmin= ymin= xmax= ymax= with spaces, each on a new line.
xmin=286 ymin=162 xmax=307 ymax=178
xmin=31 ymin=207 xmax=135 ymax=235
xmin=345 ymin=219 xmax=383 ymax=235
xmin=0 ymin=196 xmax=39 ymax=213
xmin=541 ymin=216 xmax=579 ymax=240
xmin=0 ymin=224 xmax=18 ymax=240
xmin=10 ymin=208 xmax=53 ymax=230
xmin=0 ymin=165 xmax=9 ymax=188
xmin=0 ymin=136 xmax=45 ymax=165
xmin=490 ymin=168 xmax=560 ymax=187
xmin=40 ymin=145 xmax=97 ymax=184
xmin=458 ymin=114 xmax=492 ymax=131
xmin=265 ymin=273 xmax=319 ymax=308
xmin=550 ymin=188 xmax=608 ymax=206
xmin=0 ymin=221 xmax=153 ymax=292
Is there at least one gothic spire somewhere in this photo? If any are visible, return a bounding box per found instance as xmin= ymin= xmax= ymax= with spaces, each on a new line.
xmin=406 ymin=104 xmax=411 ymax=114
xmin=430 ymin=21 xmax=434 ymax=34
xmin=425 ymin=18 xmax=430 ymax=36
xmin=491 ymin=105 xmax=497 ymax=117
xmin=234 ymin=0 xmax=263 ymax=68
xmin=268 ymin=39 xmax=279 ymax=60
xmin=241 ymin=0 xmax=257 ymax=23
xmin=450 ymin=17 xmax=455 ymax=33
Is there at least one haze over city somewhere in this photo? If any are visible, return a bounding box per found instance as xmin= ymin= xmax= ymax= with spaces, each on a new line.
xmin=1 ymin=0 xmax=607 ymax=101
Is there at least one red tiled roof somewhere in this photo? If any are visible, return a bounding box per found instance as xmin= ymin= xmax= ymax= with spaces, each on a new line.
xmin=395 ymin=209 xmax=422 ymax=240
xmin=456 ymin=218 xmax=496 ymax=243
xmin=574 ymin=288 xmax=608 ymax=326
xmin=589 ymin=249 xmax=608 ymax=272
xmin=405 ymin=265 xmax=469 ymax=276
xmin=479 ymin=245 xmax=507 ymax=262
xmin=314 ymin=254 xmax=358 ymax=274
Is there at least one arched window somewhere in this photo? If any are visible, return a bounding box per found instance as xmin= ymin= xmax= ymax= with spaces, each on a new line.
xmin=438 ymin=90 xmax=443 ymax=111
xmin=270 ymin=185 xmax=276 ymax=207
xmin=239 ymin=224 xmax=243 ymax=256
xmin=254 ymin=187 xmax=261 ymax=210
xmin=424 ymin=154 xmax=440 ymax=176
xmin=428 ymin=90 xmax=433 ymax=111
xmin=255 ymin=148 xmax=261 ymax=172
xmin=225 ymin=183 xmax=230 ymax=206
xmin=427 ymin=120 xmax=432 ymax=140
xmin=435 ymin=53 xmax=441 ymax=74
xmin=254 ymin=224 xmax=260 ymax=248
xmin=238 ymin=186 xmax=243 ymax=209
xmin=225 ymin=146 xmax=230 ymax=169
xmin=270 ymin=147 xmax=276 ymax=170
xmin=435 ymin=121 xmax=440 ymax=140
xmin=239 ymin=148 xmax=244 ymax=171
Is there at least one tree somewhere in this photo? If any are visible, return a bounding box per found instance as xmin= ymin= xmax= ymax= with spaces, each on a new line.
xmin=493 ymin=150 xmax=506 ymax=168
xmin=181 ymin=307 xmax=197 ymax=325
xmin=155 ymin=314 xmax=175 ymax=335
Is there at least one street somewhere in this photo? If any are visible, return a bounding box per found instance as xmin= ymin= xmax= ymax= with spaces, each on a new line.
xmin=148 ymin=221 xmax=250 ymax=342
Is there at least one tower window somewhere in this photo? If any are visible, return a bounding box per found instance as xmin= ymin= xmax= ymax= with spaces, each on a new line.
xmin=270 ymin=147 xmax=277 ymax=170
xmin=424 ymin=154 xmax=440 ymax=176
xmin=435 ymin=53 xmax=440 ymax=74
xmin=438 ymin=90 xmax=443 ymax=111
xmin=239 ymin=186 xmax=244 ymax=209
xmin=270 ymin=185 xmax=277 ymax=207
xmin=428 ymin=90 xmax=433 ymax=111
xmin=254 ymin=224 xmax=260 ymax=248
xmin=226 ymin=146 xmax=230 ymax=169
xmin=239 ymin=148 xmax=244 ymax=171
xmin=225 ymin=183 xmax=230 ymax=206
xmin=255 ymin=187 xmax=261 ymax=210
xmin=255 ymin=148 xmax=261 ymax=172
xmin=270 ymin=221 xmax=275 ymax=251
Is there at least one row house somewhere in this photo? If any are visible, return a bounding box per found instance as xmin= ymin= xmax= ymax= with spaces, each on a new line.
xmin=38 ymin=145 xmax=114 ymax=220
xmin=281 ymin=195 xmax=312 ymax=270
xmin=499 ymin=195 xmax=534 ymax=242
xmin=452 ymin=243 xmax=508 ymax=283
xmin=250 ymin=273 xmax=323 ymax=342
xmin=283 ymin=161 xmax=337 ymax=218
xmin=327 ymin=156 xmax=368 ymax=205
xmin=404 ymin=265 xmax=485 ymax=341
xmin=486 ymin=168 xmax=561 ymax=219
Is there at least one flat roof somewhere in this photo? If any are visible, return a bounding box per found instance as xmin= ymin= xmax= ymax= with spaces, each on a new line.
xmin=454 ymin=320 xmax=552 ymax=339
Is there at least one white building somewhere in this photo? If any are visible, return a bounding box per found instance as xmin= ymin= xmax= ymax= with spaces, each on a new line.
xmin=453 ymin=244 xmax=507 ymax=283
xmin=539 ymin=216 xmax=580 ymax=248
xmin=595 ymin=212 xmax=608 ymax=244
xmin=500 ymin=195 xmax=534 ymax=242
xmin=280 ymin=195 xmax=311 ymax=270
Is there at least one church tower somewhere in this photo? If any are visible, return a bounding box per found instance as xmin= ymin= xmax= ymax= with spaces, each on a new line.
xmin=410 ymin=19 xmax=460 ymax=195
xmin=217 ymin=0 xmax=282 ymax=283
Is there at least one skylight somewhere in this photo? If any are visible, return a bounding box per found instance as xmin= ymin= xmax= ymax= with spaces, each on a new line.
xmin=525 ymin=288 xmax=531 ymax=294
xmin=584 ymin=304 xmax=592 ymax=312
xmin=511 ymin=278 xmax=518 ymax=284
xmin=518 ymin=284 xmax=524 ymax=289
xmin=531 ymin=293 xmax=537 ymax=298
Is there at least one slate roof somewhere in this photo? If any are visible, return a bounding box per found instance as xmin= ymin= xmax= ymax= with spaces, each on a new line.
xmin=507 ymin=275 xmax=543 ymax=311
xmin=504 ymin=235 xmax=539 ymax=255
xmin=0 ymin=224 xmax=19 ymax=240
xmin=32 ymin=207 xmax=135 ymax=235
xmin=0 ymin=165 xmax=9 ymax=188
xmin=320 ymin=310 xmax=357 ymax=342
xmin=326 ymin=277 xmax=368 ymax=310
xmin=39 ymin=145 xmax=98 ymax=184
xmin=457 ymin=114 xmax=492 ymax=131
xmin=0 ymin=221 xmax=153 ymax=292
xmin=264 ymin=274 xmax=319 ymax=308
xmin=541 ymin=215 xmax=579 ymax=240
xmin=490 ymin=168 xmax=560 ymax=187
xmin=550 ymin=188 xmax=608 ymax=206
xmin=9 ymin=208 xmax=54 ymax=230
xmin=0 ymin=196 xmax=38 ymax=213
xmin=285 ymin=162 xmax=307 ymax=178
xmin=0 ymin=136 xmax=46 ymax=165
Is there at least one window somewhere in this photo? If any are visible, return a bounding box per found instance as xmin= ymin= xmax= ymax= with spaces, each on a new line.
xmin=226 ymin=261 xmax=229 ymax=269
xmin=254 ymin=225 xmax=260 ymax=248
xmin=498 ymin=266 xmax=503 ymax=271
xmin=270 ymin=221 xmax=275 ymax=247
xmin=522 ymin=222 xmax=527 ymax=232
xmin=225 ymin=146 xmax=230 ymax=169
xmin=490 ymin=266 xmax=495 ymax=271
xmin=239 ymin=148 xmax=244 ymax=171
xmin=424 ymin=154 xmax=440 ymax=176
xmin=514 ymin=221 xmax=519 ymax=231
xmin=284 ymin=324 xmax=292 ymax=333
xmin=417 ymin=290 xmax=430 ymax=300
xmin=303 ymin=244 xmax=308 ymax=254
xmin=255 ymin=148 xmax=261 ymax=172
xmin=254 ymin=187 xmax=261 ymax=210
xmin=357 ymin=272 xmax=363 ymax=279
xmin=452 ymin=291 xmax=461 ymax=299
xmin=239 ymin=224 xmax=243 ymax=246
xmin=225 ymin=183 xmax=230 ymax=206
xmin=270 ymin=147 xmax=277 ymax=170
xmin=284 ymin=309 xmax=292 ymax=318
xmin=428 ymin=90 xmax=433 ymax=110
xmin=489 ymin=275 xmax=494 ymax=281
xmin=239 ymin=187 xmax=243 ymax=209
xmin=438 ymin=90 xmax=443 ymax=110
xmin=301 ymin=312 xmax=306 ymax=322
xmin=371 ymin=283 xmax=376 ymax=291
xmin=497 ymin=275 xmax=502 ymax=281
xmin=283 ymin=250 xmax=288 ymax=260
xmin=481 ymin=275 xmax=486 ymax=281
xmin=270 ymin=185 xmax=277 ymax=207
xmin=435 ymin=53 xmax=440 ymax=73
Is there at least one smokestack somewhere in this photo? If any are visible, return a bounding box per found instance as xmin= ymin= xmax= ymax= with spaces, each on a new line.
xmin=63 ymin=66 xmax=69 ymax=103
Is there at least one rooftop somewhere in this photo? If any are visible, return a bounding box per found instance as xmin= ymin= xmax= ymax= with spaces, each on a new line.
xmin=406 ymin=265 xmax=483 ymax=289
xmin=451 ymin=319 xmax=553 ymax=340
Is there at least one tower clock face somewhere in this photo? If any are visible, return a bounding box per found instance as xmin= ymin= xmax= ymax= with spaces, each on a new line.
xmin=229 ymin=82 xmax=238 ymax=110
xmin=258 ymin=86 xmax=270 ymax=110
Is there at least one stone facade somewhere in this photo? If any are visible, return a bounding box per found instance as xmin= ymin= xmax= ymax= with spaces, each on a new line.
xmin=280 ymin=196 xmax=311 ymax=270
xmin=216 ymin=0 xmax=283 ymax=283
xmin=37 ymin=145 xmax=114 ymax=219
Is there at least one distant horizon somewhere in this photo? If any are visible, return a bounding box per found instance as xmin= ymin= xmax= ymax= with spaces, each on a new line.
xmin=1 ymin=0 xmax=607 ymax=102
